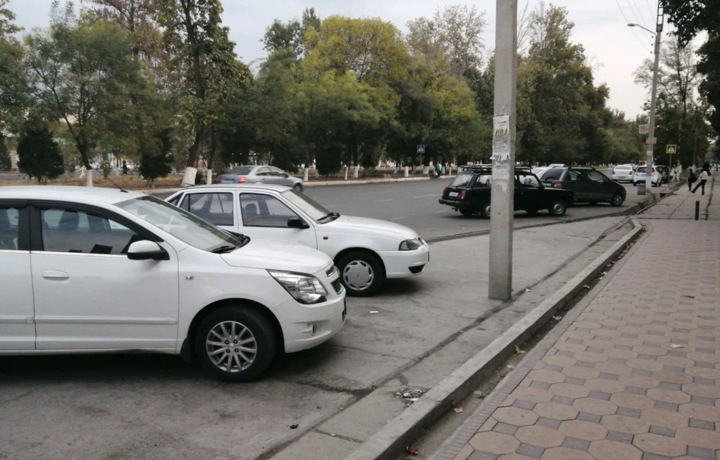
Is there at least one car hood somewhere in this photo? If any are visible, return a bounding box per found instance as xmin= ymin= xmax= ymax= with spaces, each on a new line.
xmin=220 ymin=237 xmax=331 ymax=274
xmin=324 ymin=215 xmax=418 ymax=240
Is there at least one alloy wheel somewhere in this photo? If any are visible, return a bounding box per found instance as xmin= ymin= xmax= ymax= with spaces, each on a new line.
xmin=206 ymin=321 xmax=257 ymax=373
xmin=343 ymin=260 xmax=374 ymax=291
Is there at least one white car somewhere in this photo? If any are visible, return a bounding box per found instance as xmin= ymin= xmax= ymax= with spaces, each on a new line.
xmin=0 ymin=187 xmax=346 ymax=381
xmin=612 ymin=164 xmax=634 ymax=182
xmin=167 ymin=185 xmax=430 ymax=296
xmin=632 ymin=166 xmax=661 ymax=187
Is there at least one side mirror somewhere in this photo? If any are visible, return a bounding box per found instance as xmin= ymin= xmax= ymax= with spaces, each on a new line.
xmin=127 ymin=240 xmax=169 ymax=261
xmin=287 ymin=217 xmax=309 ymax=229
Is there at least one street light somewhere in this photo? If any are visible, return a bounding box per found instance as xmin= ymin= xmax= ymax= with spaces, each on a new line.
xmin=628 ymin=12 xmax=663 ymax=193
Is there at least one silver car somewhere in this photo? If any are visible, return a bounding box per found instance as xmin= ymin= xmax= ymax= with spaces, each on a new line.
xmin=218 ymin=165 xmax=304 ymax=191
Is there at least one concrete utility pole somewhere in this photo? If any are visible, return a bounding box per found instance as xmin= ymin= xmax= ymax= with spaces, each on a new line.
xmin=488 ymin=0 xmax=518 ymax=301
xmin=629 ymin=6 xmax=663 ymax=191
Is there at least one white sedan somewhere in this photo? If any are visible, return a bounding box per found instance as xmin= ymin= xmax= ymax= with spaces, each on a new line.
xmin=0 ymin=187 xmax=345 ymax=382
xmin=632 ymin=166 xmax=662 ymax=187
xmin=612 ymin=164 xmax=634 ymax=182
xmin=167 ymin=185 xmax=430 ymax=296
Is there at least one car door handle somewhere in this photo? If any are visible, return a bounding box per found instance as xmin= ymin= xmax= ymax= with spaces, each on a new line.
xmin=42 ymin=270 xmax=69 ymax=280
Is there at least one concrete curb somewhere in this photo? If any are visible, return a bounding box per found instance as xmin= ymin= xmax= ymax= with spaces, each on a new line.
xmin=342 ymin=219 xmax=644 ymax=460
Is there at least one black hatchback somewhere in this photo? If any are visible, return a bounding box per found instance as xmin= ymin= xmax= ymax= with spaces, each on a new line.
xmin=540 ymin=167 xmax=626 ymax=206
xmin=439 ymin=168 xmax=574 ymax=218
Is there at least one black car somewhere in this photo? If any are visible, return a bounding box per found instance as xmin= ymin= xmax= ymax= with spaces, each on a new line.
xmin=540 ymin=167 xmax=626 ymax=206
xmin=439 ymin=168 xmax=574 ymax=218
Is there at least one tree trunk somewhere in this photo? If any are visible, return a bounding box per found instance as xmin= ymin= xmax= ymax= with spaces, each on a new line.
xmin=186 ymin=124 xmax=203 ymax=168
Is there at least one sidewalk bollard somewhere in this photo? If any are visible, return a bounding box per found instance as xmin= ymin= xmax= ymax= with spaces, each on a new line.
xmin=344 ymin=165 xmax=348 ymax=180
xmin=404 ymin=166 xmax=409 ymax=177
xmin=695 ymin=201 xmax=700 ymax=220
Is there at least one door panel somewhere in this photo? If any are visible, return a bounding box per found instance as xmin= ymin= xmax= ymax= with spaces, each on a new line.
xmin=238 ymin=193 xmax=317 ymax=249
xmin=180 ymin=192 xmax=237 ymax=232
xmin=0 ymin=204 xmax=34 ymax=350
xmin=31 ymin=206 xmax=179 ymax=350
xmin=585 ymin=170 xmax=611 ymax=201
xmin=567 ymin=170 xmax=591 ymax=202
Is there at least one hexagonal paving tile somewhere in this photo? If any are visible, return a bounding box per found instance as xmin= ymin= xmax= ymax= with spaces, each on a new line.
xmin=624 ymin=358 xmax=664 ymax=372
xmin=652 ymin=369 xmax=693 ymax=385
xmin=548 ymin=383 xmax=590 ymax=399
xmin=588 ymin=440 xmax=642 ymax=460
xmin=646 ymin=388 xmax=692 ymax=404
xmin=560 ymin=366 xmax=599 ymax=380
xmin=528 ymin=370 xmax=566 ymax=384
xmin=639 ymin=408 xmax=689 ymax=429
xmin=617 ymin=373 xmax=659 ymax=389
xmin=558 ymin=420 xmax=608 ymax=441
xmin=678 ymin=403 xmax=720 ymax=422
xmin=542 ymin=355 xmax=577 ymax=368
xmin=497 ymin=454 xmax=536 ymax=460
xmin=513 ymin=387 xmax=554 ymax=403
xmin=609 ymin=393 xmax=655 ymax=410
xmin=584 ymin=378 xmax=626 ymax=394
xmin=632 ymin=432 xmax=688 ymax=457
xmin=675 ymin=426 xmax=720 ymax=450
xmin=572 ymin=398 xmax=617 ymax=416
xmin=515 ymin=425 xmax=565 ymax=448
xmin=493 ymin=407 xmax=539 ymax=427
xmin=533 ymin=402 xmax=579 ymax=421
xmin=682 ymin=383 xmax=720 ymax=399
xmin=573 ymin=351 xmax=608 ymax=363
xmin=469 ymin=432 xmax=520 ymax=454
xmin=540 ymin=447 xmax=595 ymax=460
xmin=600 ymin=414 xmax=650 ymax=434
xmin=594 ymin=362 xmax=633 ymax=376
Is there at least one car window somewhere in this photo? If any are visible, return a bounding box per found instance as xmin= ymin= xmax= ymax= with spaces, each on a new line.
xmin=168 ymin=195 xmax=181 ymax=206
xmin=568 ymin=170 xmax=585 ymax=181
xmin=541 ymin=169 xmax=564 ymax=182
xmin=240 ymin=193 xmax=298 ymax=228
xmin=586 ymin=171 xmax=606 ymax=183
xmin=0 ymin=206 xmax=20 ymax=251
xmin=637 ymin=167 xmax=646 ymax=173
xmin=256 ymin=167 xmax=272 ymax=177
xmin=472 ymin=174 xmax=492 ymax=188
xmin=451 ymin=172 xmax=475 ymax=188
xmin=182 ymin=193 xmax=234 ymax=226
xmin=228 ymin=166 xmax=253 ymax=175
xmin=271 ymin=167 xmax=287 ymax=177
xmin=40 ymin=208 xmax=139 ymax=255
xmin=282 ymin=190 xmax=330 ymax=222
xmin=517 ymin=174 xmax=541 ymax=188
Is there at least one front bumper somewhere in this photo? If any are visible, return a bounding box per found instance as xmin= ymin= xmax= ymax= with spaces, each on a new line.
xmin=378 ymin=243 xmax=430 ymax=279
xmin=280 ymin=295 xmax=346 ymax=353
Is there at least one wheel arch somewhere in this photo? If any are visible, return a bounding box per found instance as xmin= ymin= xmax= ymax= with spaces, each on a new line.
xmin=181 ymin=298 xmax=285 ymax=362
xmin=333 ymin=247 xmax=387 ymax=276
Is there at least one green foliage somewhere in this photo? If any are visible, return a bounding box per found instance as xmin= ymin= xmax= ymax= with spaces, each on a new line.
xmin=17 ymin=126 xmax=65 ymax=183
xmin=0 ymin=136 xmax=10 ymax=171
xmin=0 ymin=0 xmax=25 ymax=133
xmin=139 ymin=129 xmax=173 ymax=184
xmin=262 ymin=8 xmax=320 ymax=57
xmin=100 ymin=159 xmax=112 ymax=178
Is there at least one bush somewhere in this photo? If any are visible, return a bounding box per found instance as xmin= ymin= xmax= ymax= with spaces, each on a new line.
xmin=0 ymin=137 xmax=10 ymax=171
xmin=139 ymin=129 xmax=174 ymax=186
xmin=17 ymin=127 xmax=64 ymax=184
xmin=100 ymin=159 xmax=112 ymax=179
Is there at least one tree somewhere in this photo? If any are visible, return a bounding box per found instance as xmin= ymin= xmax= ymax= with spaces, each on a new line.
xmin=0 ymin=0 xmax=26 ymax=133
xmin=17 ymin=126 xmax=65 ymax=183
xmin=0 ymin=136 xmax=10 ymax=171
xmin=139 ymin=129 xmax=173 ymax=185
xmin=406 ymin=5 xmax=487 ymax=77
xmin=155 ymin=0 xmax=251 ymax=169
xmin=86 ymin=0 xmax=161 ymax=59
xmin=23 ymin=2 xmax=143 ymax=170
xmin=262 ymin=8 xmax=321 ymax=57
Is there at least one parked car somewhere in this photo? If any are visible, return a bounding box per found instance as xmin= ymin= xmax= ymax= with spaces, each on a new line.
xmin=612 ymin=164 xmax=634 ymax=182
xmin=541 ymin=167 xmax=626 ymax=206
xmin=166 ymin=184 xmax=430 ymax=297
xmin=217 ymin=165 xmax=304 ymax=191
xmin=632 ymin=166 xmax=661 ymax=187
xmin=531 ymin=167 xmax=550 ymax=178
xmin=0 ymin=187 xmax=346 ymax=382
xmin=438 ymin=168 xmax=574 ymax=218
xmin=655 ymin=165 xmax=670 ymax=183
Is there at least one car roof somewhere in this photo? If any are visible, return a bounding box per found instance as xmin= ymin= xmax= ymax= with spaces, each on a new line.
xmin=0 ymin=186 xmax=146 ymax=205
xmin=177 ymin=184 xmax=291 ymax=192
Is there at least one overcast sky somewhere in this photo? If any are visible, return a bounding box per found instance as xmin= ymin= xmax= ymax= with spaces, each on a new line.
xmin=9 ymin=0 xmax=669 ymax=118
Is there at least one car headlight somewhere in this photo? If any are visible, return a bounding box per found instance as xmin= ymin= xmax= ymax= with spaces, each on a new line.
xmin=399 ymin=238 xmax=423 ymax=251
xmin=268 ymin=270 xmax=328 ymax=304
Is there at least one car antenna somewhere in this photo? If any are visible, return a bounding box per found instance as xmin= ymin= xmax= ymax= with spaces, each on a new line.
xmin=103 ymin=175 xmax=129 ymax=193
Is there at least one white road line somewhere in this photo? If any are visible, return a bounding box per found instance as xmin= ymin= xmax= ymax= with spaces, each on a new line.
xmin=375 ymin=198 xmax=393 ymax=202
xmin=391 ymin=216 xmax=409 ymax=221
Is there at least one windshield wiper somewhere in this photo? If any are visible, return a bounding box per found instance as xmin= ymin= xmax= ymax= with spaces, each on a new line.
xmin=211 ymin=245 xmax=237 ymax=254
xmin=317 ymin=212 xmax=340 ymax=223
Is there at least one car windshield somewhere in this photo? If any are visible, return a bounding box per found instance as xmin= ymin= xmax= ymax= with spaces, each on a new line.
xmin=116 ymin=196 xmax=244 ymax=252
xmin=228 ymin=166 xmax=253 ymax=175
xmin=451 ymin=172 xmax=475 ymax=188
xmin=637 ymin=167 xmax=647 ymax=173
xmin=281 ymin=189 xmax=335 ymax=223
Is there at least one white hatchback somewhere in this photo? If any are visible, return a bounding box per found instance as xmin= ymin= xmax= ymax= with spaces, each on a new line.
xmin=167 ymin=185 xmax=430 ymax=296
xmin=612 ymin=165 xmax=634 ymax=182
xmin=0 ymin=187 xmax=346 ymax=381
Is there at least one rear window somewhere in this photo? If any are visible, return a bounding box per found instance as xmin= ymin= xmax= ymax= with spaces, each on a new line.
xmin=615 ymin=166 xmax=632 ymax=170
xmin=229 ymin=166 xmax=253 ymax=175
xmin=542 ymin=169 xmax=564 ymax=182
xmin=637 ymin=167 xmax=646 ymax=173
xmin=450 ymin=173 xmax=474 ymax=188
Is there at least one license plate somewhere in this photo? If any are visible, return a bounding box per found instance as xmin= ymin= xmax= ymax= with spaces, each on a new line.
xmin=449 ymin=192 xmax=458 ymax=197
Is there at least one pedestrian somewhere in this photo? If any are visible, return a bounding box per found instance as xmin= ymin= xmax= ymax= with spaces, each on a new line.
xmin=122 ymin=160 xmax=128 ymax=175
xmin=692 ymin=169 xmax=708 ymax=195
xmin=688 ymin=168 xmax=697 ymax=191
xmin=435 ymin=162 xmax=442 ymax=178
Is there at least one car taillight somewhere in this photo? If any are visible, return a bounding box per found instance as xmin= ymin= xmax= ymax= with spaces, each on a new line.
xmin=553 ymin=180 xmax=563 ymax=187
xmin=238 ymin=176 xmax=247 ymax=183
xmin=443 ymin=187 xmax=449 ymax=196
xmin=460 ymin=190 xmax=467 ymax=199
xmin=213 ymin=176 xmax=220 ymax=183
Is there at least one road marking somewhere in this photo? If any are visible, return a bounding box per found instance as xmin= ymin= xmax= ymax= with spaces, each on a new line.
xmin=324 ymin=204 xmax=337 ymax=208
xmin=413 ymin=194 xmax=437 ymax=199
xmin=375 ymin=198 xmax=393 ymax=202
xmin=435 ymin=210 xmax=448 ymax=213
xmin=391 ymin=216 xmax=408 ymax=221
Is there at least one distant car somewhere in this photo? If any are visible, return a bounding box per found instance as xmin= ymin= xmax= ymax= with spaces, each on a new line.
xmin=548 ymin=163 xmax=566 ymax=168
xmin=218 ymin=165 xmax=304 ymax=191
xmin=438 ymin=168 xmax=573 ymax=218
xmin=655 ymin=165 xmax=670 ymax=183
xmin=532 ymin=167 xmax=550 ymax=178
xmin=542 ymin=167 xmax=626 ymax=206
xmin=612 ymin=164 xmax=634 ymax=182
xmin=632 ymin=166 xmax=661 ymax=187
xmin=167 ymin=184 xmax=430 ymax=297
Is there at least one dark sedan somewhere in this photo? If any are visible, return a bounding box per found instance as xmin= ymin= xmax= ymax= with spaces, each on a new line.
xmin=541 ymin=167 xmax=626 ymax=206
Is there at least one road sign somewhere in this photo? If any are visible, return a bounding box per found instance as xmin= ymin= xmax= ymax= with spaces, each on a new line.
xmin=639 ymin=124 xmax=649 ymax=135
xmin=666 ymin=144 xmax=677 ymax=154
xmin=647 ymin=137 xmax=657 ymax=145
xmin=417 ymin=145 xmax=425 ymax=154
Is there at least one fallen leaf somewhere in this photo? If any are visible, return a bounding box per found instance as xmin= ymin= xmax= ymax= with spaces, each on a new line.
xmin=584 ymin=285 xmax=591 ymax=289
xmin=670 ymin=344 xmax=684 ymax=349
xmin=514 ymin=346 xmax=526 ymax=355
xmin=290 ymin=424 xmax=298 ymax=429
xmin=454 ymin=407 xmax=463 ymax=413
xmin=369 ymin=311 xmax=379 ymax=314
xmin=331 ymin=433 xmax=337 ymax=437
xmin=525 ymin=288 xmax=532 ymax=293
xmin=507 ymin=364 xmax=514 ymax=369
xmin=474 ymin=390 xmax=484 ymax=396
xmin=499 ymin=374 xmax=506 ymax=379
xmin=405 ymin=446 xmax=419 ymax=456
xmin=553 ymin=315 xmax=563 ymax=321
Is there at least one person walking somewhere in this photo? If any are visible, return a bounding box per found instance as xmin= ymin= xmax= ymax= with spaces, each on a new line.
xmin=692 ymin=169 xmax=708 ymax=195
xmin=435 ymin=162 xmax=442 ymax=178
xmin=688 ymin=169 xmax=697 ymax=191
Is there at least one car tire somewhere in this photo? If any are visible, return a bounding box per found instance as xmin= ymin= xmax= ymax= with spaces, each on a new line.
xmin=548 ymin=200 xmax=568 ymax=217
xmin=610 ymin=193 xmax=624 ymax=207
xmin=589 ymin=201 xmax=597 ymax=206
xmin=632 ymin=182 xmax=636 ymax=186
xmin=293 ymin=183 xmax=304 ymax=193
xmin=195 ymin=306 xmax=277 ymax=382
xmin=525 ymin=208 xmax=538 ymax=215
xmin=460 ymin=209 xmax=474 ymax=217
xmin=479 ymin=202 xmax=491 ymax=219
xmin=337 ymin=251 xmax=385 ymax=297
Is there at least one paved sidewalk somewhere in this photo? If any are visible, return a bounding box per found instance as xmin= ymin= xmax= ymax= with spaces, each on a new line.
xmin=642 ymin=175 xmax=716 ymax=220
xmin=434 ymin=218 xmax=720 ymax=460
